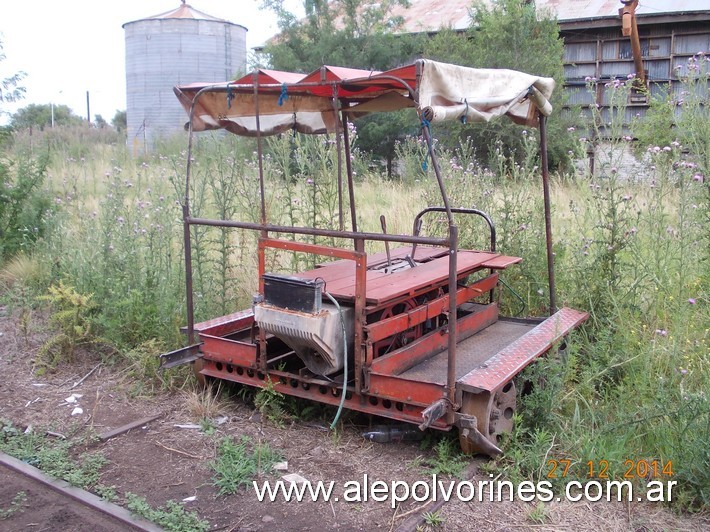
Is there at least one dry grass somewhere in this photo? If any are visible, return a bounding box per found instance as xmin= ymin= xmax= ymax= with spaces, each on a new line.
xmin=184 ymin=382 xmax=228 ymax=421
xmin=0 ymin=254 xmax=43 ymax=287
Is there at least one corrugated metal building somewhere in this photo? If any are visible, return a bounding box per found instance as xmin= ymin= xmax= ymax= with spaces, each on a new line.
xmin=370 ymin=0 xmax=710 ymax=121
xmin=550 ymin=1 xmax=709 ymax=124
xmin=123 ymin=2 xmax=247 ymax=153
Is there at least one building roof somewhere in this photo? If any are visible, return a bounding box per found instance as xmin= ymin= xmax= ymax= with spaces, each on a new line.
xmin=123 ymin=2 xmax=229 ymax=26
xmin=380 ymin=0 xmax=710 ymax=33
xmin=539 ymin=0 xmax=709 ymax=23
xmin=389 ymin=0 xmax=473 ymax=33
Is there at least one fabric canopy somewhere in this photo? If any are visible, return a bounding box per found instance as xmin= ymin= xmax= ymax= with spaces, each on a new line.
xmin=173 ymin=60 xmax=555 ymax=136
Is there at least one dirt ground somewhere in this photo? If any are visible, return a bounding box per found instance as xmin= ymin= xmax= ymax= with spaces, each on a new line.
xmin=0 ymin=307 xmax=708 ymax=532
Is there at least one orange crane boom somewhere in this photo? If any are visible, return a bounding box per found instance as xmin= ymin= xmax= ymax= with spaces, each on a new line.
xmin=620 ymin=0 xmax=646 ymax=86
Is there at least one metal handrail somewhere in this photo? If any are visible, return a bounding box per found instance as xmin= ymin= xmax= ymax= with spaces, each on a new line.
xmin=413 ymin=207 xmax=496 ymax=252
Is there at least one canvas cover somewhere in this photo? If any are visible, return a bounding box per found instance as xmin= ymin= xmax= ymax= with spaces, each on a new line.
xmin=174 ymin=60 xmax=555 ymax=136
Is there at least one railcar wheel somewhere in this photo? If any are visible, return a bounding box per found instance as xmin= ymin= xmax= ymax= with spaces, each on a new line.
xmin=192 ymin=358 xmax=207 ymax=387
xmin=459 ymin=380 xmax=517 ymax=455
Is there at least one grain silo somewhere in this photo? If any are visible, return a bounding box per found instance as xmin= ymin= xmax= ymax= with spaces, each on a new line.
xmin=123 ymin=1 xmax=247 ymax=154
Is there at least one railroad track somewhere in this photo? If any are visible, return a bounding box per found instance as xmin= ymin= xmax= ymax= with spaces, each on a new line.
xmin=0 ymin=451 xmax=160 ymax=531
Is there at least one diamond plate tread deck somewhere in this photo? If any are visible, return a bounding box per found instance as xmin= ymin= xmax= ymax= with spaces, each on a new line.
xmin=458 ymin=307 xmax=589 ymax=392
xmin=397 ymin=320 xmax=535 ymax=384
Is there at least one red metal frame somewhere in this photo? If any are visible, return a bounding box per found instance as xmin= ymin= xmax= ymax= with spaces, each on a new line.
xmin=169 ymin=60 xmax=590 ymax=443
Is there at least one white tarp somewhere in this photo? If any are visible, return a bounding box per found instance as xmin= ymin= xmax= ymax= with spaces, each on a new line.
xmin=417 ymin=60 xmax=555 ymax=126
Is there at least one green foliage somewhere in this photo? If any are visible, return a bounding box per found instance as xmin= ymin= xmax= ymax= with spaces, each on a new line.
xmin=262 ymin=0 xmax=421 ymax=72
xmin=0 ymin=152 xmax=53 ymax=260
xmin=0 ymin=492 xmax=27 ymax=519
xmin=254 ymin=379 xmax=289 ymax=427
xmin=0 ymin=419 xmax=106 ymax=490
xmin=10 ymin=103 xmax=84 ymax=130
xmin=123 ymin=339 xmax=190 ymax=394
xmin=424 ymin=436 xmax=468 ymax=478
xmin=527 ymin=502 xmax=547 ymax=524
xmin=36 ymin=147 xmax=187 ymax=351
xmin=124 ymin=492 xmax=209 ymax=532
xmin=422 ymin=510 xmax=444 ymax=527
xmin=0 ymin=56 xmax=706 ymax=513
xmin=93 ymin=114 xmax=108 ymax=129
xmin=36 ymin=282 xmax=101 ymax=370
xmin=112 ymin=110 xmax=127 ymax=132
xmin=0 ymin=38 xmax=26 ymax=107
xmin=633 ymin=90 xmax=676 ymax=154
xmin=210 ymin=436 xmax=282 ymax=495
xmin=634 ymin=53 xmax=710 ymax=176
xmin=423 ymin=0 xmax=576 ymax=171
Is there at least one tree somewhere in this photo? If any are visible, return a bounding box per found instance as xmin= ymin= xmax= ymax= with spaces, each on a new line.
xmin=424 ymin=0 xmax=577 ymax=170
xmin=112 ymin=110 xmax=127 ymax=132
xmin=262 ymin=0 xmax=420 ymax=71
xmin=0 ymin=38 xmax=26 ymax=111
xmin=10 ymin=103 xmax=83 ymax=130
xmin=261 ymin=0 xmax=425 ymax=175
xmin=94 ymin=114 xmax=108 ymax=128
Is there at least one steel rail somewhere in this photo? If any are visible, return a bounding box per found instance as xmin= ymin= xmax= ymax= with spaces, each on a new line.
xmin=0 ymin=452 xmax=161 ymax=531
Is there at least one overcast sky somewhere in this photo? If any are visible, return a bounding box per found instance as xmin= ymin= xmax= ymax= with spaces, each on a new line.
xmin=1 ymin=1 xmax=302 ymax=124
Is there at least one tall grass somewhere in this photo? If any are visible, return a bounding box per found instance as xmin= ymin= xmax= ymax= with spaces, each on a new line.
xmin=0 ymin=70 xmax=707 ymax=509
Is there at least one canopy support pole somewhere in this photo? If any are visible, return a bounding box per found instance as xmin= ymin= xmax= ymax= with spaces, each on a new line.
xmin=181 ymin=95 xmax=205 ymax=384
xmin=421 ymin=121 xmax=458 ymax=423
xmin=332 ymin=86 xmax=344 ymax=231
xmin=341 ymin=111 xmax=358 ymax=233
xmin=539 ymin=114 xmax=557 ymax=315
xmin=183 ymin=106 xmax=196 ymax=346
xmin=253 ymin=72 xmax=268 ymax=371
xmin=253 ymin=73 xmax=267 ymax=228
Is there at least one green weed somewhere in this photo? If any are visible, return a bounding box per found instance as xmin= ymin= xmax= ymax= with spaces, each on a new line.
xmin=124 ymin=492 xmax=209 ymax=532
xmin=422 ymin=510 xmax=444 ymax=527
xmin=527 ymin=502 xmax=547 ymax=524
xmin=424 ymin=437 xmax=468 ymax=478
xmin=0 ymin=419 xmax=106 ymax=490
xmin=254 ymin=379 xmax=288 ymax=427
xmin=0 ymin=151 xmax=53 ymax=260
xmin=0 ymin=491 xmax=27 ymax=519
xmin=210 ymin=435 xmax=282 ymax=495
xmin=123 ymin=339 xmax=190 ymax=394
xmin=35 ymin=281 xmax=103 ymax=372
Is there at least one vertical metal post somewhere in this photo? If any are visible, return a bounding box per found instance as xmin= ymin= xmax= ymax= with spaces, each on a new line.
xmin=253 ymin=72 xmax=269 ymax=369
xmin=446 ymin=225 xmax=459 ymax=423
xmin=539 ymin=114 xmax=557 ymax=314
xmin=353 ymin=238 xmax=366 ymax=395
xmin=332 ymin=87 xmax=344 ymax=231
xmin=257 ymin=239 xmax=268 ymax=370
xmin=421 ymin=120 xmax=458 ymax=421
xmin=253 ymin=74 xmax=267 ymax=227
xmin=421 ymin=126 xmax=454 ymax=221
xmin=341 ymin=111 xmax=358 ymax=233
xmin=183 ymin=102 xmax=198 ymax=346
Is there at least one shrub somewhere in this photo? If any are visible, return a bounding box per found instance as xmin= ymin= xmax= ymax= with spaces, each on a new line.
xmin=0 ymin=152 xmax=53 ymax=260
